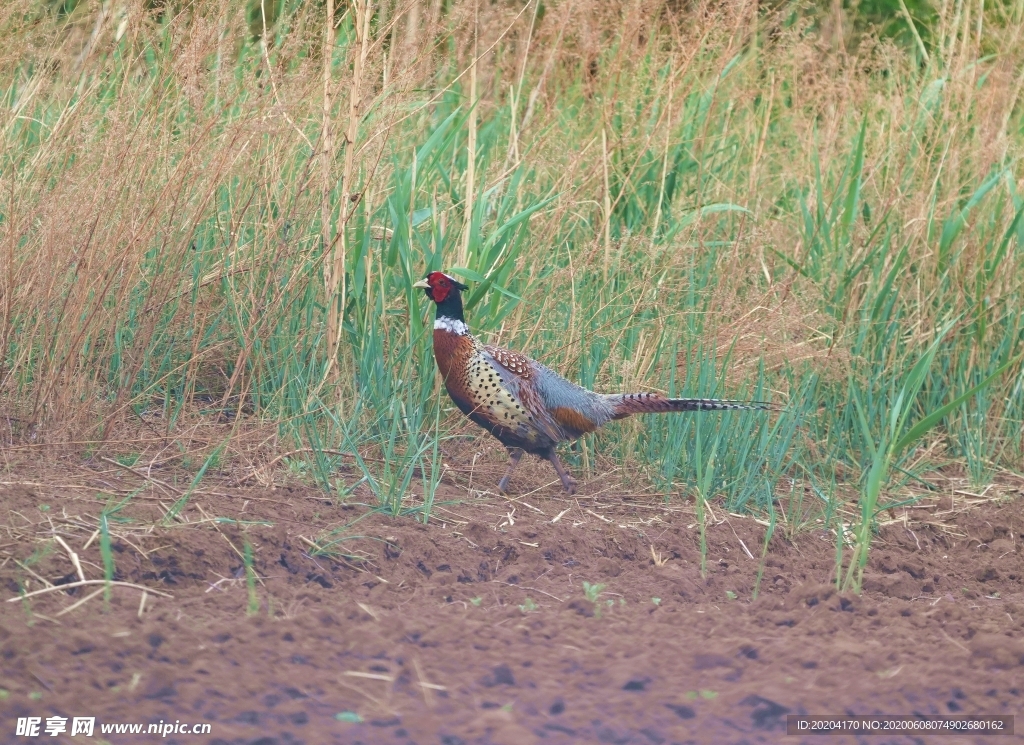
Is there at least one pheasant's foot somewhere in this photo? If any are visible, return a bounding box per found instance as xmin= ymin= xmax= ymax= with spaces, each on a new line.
xmin=546 ymin=450 xmax=578 ymax=495
xmin=497 ymin=448 xmax=524 ymax=493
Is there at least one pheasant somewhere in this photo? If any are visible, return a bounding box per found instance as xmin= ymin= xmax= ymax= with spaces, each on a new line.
xmin=412 ymin=271 xmax=770 ymax=494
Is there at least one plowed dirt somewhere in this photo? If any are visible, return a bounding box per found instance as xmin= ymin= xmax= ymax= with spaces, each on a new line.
xmin=2 ymin=449 xmax=1023 ymax=745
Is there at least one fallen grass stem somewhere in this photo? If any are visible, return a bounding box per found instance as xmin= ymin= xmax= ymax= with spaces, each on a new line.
xmin=8 ymin=580 xmax=174 ymax=602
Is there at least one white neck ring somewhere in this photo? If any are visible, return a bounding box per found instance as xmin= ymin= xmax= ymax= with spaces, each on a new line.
xmin=434 ymin=317 xmax=469 ymax=335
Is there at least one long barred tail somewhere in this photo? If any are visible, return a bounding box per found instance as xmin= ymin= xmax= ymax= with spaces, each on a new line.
xmin=608 ymin=392 xmax=772 ymax=420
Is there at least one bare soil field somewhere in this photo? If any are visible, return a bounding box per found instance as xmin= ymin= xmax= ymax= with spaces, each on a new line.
xmin=3 ymin=447 xmax=1023 ymax=745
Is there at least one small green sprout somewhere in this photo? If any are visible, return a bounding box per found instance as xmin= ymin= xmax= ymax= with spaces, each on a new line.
xmin=686 ymin=689 xmax=718 ymax=700
xmin=519 ymin=597 xmax=538 ymax=612
xmin=582 ymin=582 xmax=605 ymax=603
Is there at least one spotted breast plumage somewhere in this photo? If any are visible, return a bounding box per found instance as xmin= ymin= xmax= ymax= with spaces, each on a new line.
xmin=413 ymin=271 xmax=771 ymax=494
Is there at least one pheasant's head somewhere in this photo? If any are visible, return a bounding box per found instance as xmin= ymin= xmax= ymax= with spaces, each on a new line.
xmin=413 ymin=272 xmax=468 ymax=304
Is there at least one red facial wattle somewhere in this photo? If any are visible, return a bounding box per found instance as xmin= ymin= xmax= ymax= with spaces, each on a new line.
xmin=426 ymin=272 xmax=452 ymax=303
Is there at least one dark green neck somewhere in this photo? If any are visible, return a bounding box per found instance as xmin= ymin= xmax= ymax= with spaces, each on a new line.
xmin=436 ymin=289 xmax=465 ymax=324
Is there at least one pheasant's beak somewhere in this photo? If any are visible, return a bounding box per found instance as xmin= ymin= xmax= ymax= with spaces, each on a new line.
xmin=412 ymin=279 xmax=430 ymax=290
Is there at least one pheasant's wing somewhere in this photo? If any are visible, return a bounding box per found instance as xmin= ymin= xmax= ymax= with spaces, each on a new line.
xmin=479 ymin=345 xmax=564 ymax=445
xmin=457 ymin=345 xmax=563 ymax=449
xmin=484 ymin=345 xmax=615 ymax=441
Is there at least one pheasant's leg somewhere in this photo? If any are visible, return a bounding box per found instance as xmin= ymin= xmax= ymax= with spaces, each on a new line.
xmin=545 ymin=450 xmax=578 ymax=494
xmin=497 ymin=448 xmax=524 ymax=493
